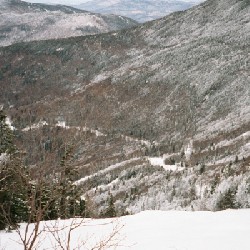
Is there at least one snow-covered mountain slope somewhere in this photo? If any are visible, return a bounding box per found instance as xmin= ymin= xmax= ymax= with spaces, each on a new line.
xmin=0 ymin=0 xmax=137 ymax=47
xmin=0 ymin=0 xmax=89 ymax=13
xmin=0 ymin=0 xmax=249 ymax=214
xmin=75 ymin=0 xmax=204 ymax=22
xmin=1 ymin=209 xmax=250 ymax=250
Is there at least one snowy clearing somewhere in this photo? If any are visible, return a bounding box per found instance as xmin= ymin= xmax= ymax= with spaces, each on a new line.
xmin=148 ymin=157 xmax=183 ymax=171
xmin=5 ymin=117 xmax=15 ymax=131
xmin=1 ymin=209 xmax=250 ymax=250
xmin=22 ymin=120 xmax=48 ymax=131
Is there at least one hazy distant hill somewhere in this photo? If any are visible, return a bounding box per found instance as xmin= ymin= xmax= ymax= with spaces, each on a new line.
xmin=75 ymin=0 xmax=202 ymax=22
xmin=0 ymin=0 xmax=138 ymax=46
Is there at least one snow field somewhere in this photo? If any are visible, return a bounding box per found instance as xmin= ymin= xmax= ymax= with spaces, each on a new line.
xmin=148 ymin=157 xmax=183 ymax=171
xmin=1 ymin=209 xmax=250 ymax=250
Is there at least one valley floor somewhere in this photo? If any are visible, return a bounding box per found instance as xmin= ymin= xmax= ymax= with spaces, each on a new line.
xmin=1 ymin=209 xmax=250 ymax=250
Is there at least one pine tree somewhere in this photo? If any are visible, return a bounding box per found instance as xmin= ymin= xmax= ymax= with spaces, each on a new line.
xmin=79 ymin=198 xmax=86 ymax=217
xmin=59 ymin=145 xmax=81 ymax=219
xmin=0 ymin=109 xmax=29 ymax=230
xmin=0 ymin=110 xmax=15 ymax=155
xmin=217 ymin=188 xmax=238 ymax=210
xmin=104 ymin=194 xmax=116 ymax=218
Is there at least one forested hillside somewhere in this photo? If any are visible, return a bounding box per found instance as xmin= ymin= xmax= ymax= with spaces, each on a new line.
xmin=0 ymin=0 xmax=249 ymax=221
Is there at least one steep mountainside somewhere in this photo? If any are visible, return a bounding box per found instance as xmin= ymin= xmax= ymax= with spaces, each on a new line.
xmin=75 ymin=0 xmax=198 ymax=23
xmin=0 ymin=0 xmax=137 ymax=47
xmin=0 ymin=0 xmax=249 ymax=214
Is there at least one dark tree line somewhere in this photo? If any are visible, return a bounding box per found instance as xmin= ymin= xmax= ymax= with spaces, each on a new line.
xmin=0 ymin=109 xmax=86 ymax=230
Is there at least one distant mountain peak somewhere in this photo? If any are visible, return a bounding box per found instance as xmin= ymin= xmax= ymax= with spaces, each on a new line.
xmin=75 ymin=0 xmax=205 ymax=22
xmin=0 ymin=0 xmax=137 ymax=46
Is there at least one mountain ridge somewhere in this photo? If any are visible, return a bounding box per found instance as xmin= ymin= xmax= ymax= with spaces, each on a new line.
xmin=0 ymin=0 xmax=138 ymax=47
xmin=0 ymin=0 xmax=88 ymax=13
xmin=75 ymin=0 xmax=202 ymax=22
xmin=0 ymin=0 xmax=249 ymax=214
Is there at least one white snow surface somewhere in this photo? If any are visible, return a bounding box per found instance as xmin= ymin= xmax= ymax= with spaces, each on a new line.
xmin=5 ymin=117 xmax=15 ymax=131
xmin=21 ymin=120 xmax=107 ymax=138
xmin=1 ymin=209 xmax=250 ymax=250
xmin=56 ymin=121 xmax=69 ymax=129
xmin=22 ymin=120 xmax=48 ymax=131
xmin=148 ymin=157 xmax=183 ymax=171
xmin=0 ymin=153 xmax=9 ymax=164
xmin=184 ymin=139 xmax=193 ymax=161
